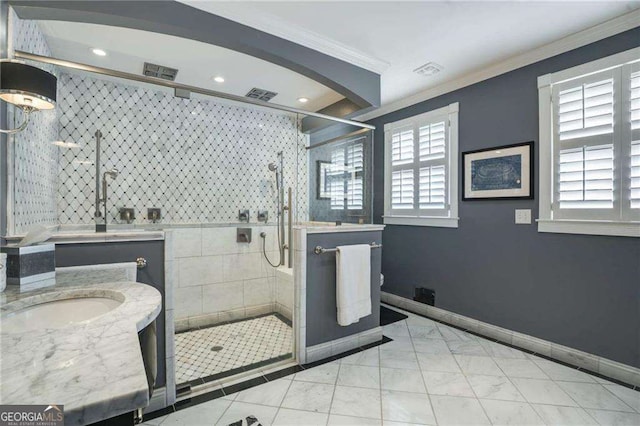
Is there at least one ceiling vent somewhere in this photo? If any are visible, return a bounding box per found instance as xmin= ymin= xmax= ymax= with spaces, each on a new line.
xmin=143 ymin=62 xmax=178 ymax=81
xmin=245 ymin=88 xmax=278 ymax=102
xmin=413 ymin=62 xmax=443 ymax=77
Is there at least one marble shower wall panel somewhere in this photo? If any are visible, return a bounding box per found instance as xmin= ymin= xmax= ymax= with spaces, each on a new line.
xmin=168 ymin=226 xmax=288 ymax=329
xmin=9 ymin=12 xmax=59 ymax=234
xmin=56 ymin=73 xmax=308 ymax=225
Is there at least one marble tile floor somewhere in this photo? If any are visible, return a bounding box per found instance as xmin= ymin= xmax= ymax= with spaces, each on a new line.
xmin=149 ymin=305 xmax=639 ymax=425
xmin=175 ymin=314 xmax=293 ymax=385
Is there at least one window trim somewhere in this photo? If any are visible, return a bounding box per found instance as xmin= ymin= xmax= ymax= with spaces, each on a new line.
xmin=537 ymin=46 xmax=640 ymax=238
xmin=383 ymin=102 xmax=459 ymax=228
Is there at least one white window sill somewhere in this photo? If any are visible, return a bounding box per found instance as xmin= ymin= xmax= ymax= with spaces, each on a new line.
xmin=537 ymin=219 xmax=640 ymax=238
xmin=383 ymin=216 xmax=459 ymax=228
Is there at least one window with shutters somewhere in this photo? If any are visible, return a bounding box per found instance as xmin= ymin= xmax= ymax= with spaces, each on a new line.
xmin=328 ymin=137 xmax=365 ymax=212
xmin=538 ymin=47 xmax=640 ymax=237
xmin=383 ymin=103 xmax=459 ymax=227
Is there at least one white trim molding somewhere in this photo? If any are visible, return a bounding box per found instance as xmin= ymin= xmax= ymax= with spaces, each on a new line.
xmin=381 ymin=292 xmax=640 ymax=387
xmin=305 ymin=327 xmax=383 ymax=364
xmin=537 ymin=219 xmax=640 ymax=238
xmin=184 ymin=2 xmax=390 ymax=75
xmin=357 ymin=9 xmax=640 ymax=121
xmin=383 ymin=216 xmax=459 ymax=228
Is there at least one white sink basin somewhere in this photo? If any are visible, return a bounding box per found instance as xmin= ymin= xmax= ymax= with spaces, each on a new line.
xmin=1 ymin=297 xmax=122 ymax=333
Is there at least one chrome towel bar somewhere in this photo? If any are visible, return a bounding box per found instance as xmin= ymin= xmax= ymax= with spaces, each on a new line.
xmin=313 ymin=242 xmax=382 ymax=255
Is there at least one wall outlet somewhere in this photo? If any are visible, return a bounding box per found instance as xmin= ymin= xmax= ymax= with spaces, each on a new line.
xmin=515 ymin=209 xmax=532 ymax=224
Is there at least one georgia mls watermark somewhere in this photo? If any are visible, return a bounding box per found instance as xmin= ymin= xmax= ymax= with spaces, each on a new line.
xmin=0 ymin=405 xmax=64 ymax=426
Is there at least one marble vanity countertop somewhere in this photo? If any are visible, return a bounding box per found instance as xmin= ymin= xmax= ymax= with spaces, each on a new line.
xmin=3 ymin=229 xmax=165 ymax=245
xmin=0 ymin=281 xmax=162 ymax=425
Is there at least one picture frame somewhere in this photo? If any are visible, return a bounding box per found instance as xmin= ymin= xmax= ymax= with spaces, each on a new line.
xmin=462 ymin=141 xmax=534 ymax=200
xmin=316 ymin=160 xmax=331 ymax=199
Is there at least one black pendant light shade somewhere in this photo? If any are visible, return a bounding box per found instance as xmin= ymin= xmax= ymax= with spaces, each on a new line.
xmin=0 ymin=61 xmax=57 ymax=110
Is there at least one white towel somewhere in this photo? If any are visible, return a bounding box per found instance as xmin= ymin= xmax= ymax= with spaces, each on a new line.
xmin=336 ymin=244 xmax=371 ymax=326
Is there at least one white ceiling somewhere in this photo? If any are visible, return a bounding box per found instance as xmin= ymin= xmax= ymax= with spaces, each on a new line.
xmin=36 ymin=21 xmax=345 ymax=112
xmin=182 ymin=0 xmax=640 ymax=106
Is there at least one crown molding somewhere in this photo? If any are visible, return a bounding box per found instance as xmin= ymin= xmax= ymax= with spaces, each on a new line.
xmin=356 ymin=8 xmax=640 ymax=122
xmin=190 ymin=3 xmax=390 ymax=75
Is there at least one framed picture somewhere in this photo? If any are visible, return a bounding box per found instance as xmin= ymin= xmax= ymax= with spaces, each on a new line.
xmin=316 ymin=160 xmax=331 ymax=199
xmin=462 ymin=141 xmax=534 ymax=200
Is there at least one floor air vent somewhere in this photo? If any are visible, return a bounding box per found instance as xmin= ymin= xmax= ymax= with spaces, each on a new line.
xmin=143 ymin=62 xmax=178 ymax=81
xmin=245 ymin=88 xmax=278 ymax=102
xmin=414 ymin=287 xmax=435 ymax=306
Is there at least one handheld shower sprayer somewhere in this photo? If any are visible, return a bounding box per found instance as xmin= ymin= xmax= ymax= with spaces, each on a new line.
xmin=262 ymin=151 xmax=286 ymax=267
xmin=99 ymin=168 xmax=119 ymax=229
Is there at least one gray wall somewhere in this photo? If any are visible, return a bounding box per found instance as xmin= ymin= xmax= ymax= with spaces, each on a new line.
xmin=54 ymin=240 xmax=167 ymax=387
xmin=306 ymin=231 xmax=381 ymax=346
xmin=369 ymin=27 xmax=640 ymax=368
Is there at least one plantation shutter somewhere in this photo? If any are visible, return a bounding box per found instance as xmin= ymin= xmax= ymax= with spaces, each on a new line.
xmin=558 ymin=79 xmax=614 ymax=141
xmin=327 ymin=138 xmax=365 ymax=212
xmin=346 ymin=142 xmax=364 ymax=210
xmin=419 ymin=165 xmax=446 ymax=209
xmin=552 ymin=69 xmax=618 ymax=220
xmin=419 ymin=121 xmax=446 ymax=161
xmin=329 ymin=148 xmax=345 ymax=210
xmin=392 ymin=129 xmax=414 ymax=165
xmin=631 ymin=141 xmax=640 ymax=209
xmin=627 ymin=66 xmax=640 ymax=217
xmin=390 ymin=126 xmax=416 ymax=212
xmin=630 ymin=71 xmax=640 ymax=131
xmin=391 ymin=169 xmax=414 ymax=210
xmin=387 ymin=117 xmax=449 ymax=216
xmin=558 ymin=145 xmax=614 ymax=209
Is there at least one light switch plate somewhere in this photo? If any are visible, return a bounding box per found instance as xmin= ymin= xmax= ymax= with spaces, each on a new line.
xmin=515 ymin=209 xmax=532 ymax=224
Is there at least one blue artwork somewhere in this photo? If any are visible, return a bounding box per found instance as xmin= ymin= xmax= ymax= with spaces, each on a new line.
xmin=471 ymin=154 xmax=522 ymax=191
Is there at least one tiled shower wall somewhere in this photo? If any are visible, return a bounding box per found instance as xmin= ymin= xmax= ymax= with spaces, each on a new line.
xmin=9 ymin=12 xmax=59 ymax=234
xmin=166 ymin=226 xmax=293 ymax=330
xmin=8 ymin=15 xmax=309 ymax=234
xmin=56 ymin=72 xmax=308 ymax=225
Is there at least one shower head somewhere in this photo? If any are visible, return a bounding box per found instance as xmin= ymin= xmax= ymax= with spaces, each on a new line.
xmin=104 ymin=169 xmax=118 ymax=179
xmin=268 ymin=163 xmax=278 ymax=172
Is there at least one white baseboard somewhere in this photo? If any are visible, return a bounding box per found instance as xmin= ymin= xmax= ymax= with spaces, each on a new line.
xmin=381 ymin=292 xmax=640 ymax=387
xmin=305 ymin=327 xmax=383 ymax=364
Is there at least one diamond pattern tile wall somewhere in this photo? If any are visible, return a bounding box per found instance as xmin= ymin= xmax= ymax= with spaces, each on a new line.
xmin=9 ymin=13 xmax=59 ymax=234
xmin=56 ymin=72 xmax=308 ymax=225
xmin=9 ymin=14 xmax=309 ymax=231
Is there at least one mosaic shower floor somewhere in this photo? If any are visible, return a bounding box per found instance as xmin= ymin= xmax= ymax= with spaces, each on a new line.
xmin=175 ymin=314 xmax=293 ymax=385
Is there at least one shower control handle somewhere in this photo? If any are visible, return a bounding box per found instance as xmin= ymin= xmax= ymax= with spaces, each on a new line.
xmin=238 ymin=210 xmax=250 ymax=223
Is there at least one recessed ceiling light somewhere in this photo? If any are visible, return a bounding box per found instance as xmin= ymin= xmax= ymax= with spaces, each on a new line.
xmin=91 ymin=48 xmax=107 ymax=57
xmin=297 ymin=97 xmax=309 ymax=103
xmin=52 ymin=140 xmax=80 ymax=148
xmin=214 ymin=76 xmax=225 ymax=83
